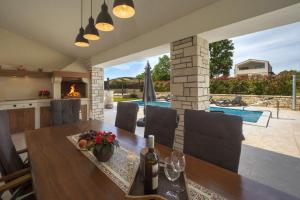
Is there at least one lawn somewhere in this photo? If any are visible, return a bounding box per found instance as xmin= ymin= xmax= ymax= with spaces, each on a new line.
xmin=113 ymin=97 xmax=141 ymax=102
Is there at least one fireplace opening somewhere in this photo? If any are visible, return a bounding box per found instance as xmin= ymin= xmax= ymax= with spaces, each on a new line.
xmin=61 ymin=79 xmax=87 ymax=98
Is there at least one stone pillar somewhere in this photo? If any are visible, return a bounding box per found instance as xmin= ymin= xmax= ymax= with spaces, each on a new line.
xmin=170 ymin=35 xmax=210 ymax=151
xmin=51 ymin=77 xmax=62 ymax=99
xmin=89 ymin=65 xmax=104 ymax=121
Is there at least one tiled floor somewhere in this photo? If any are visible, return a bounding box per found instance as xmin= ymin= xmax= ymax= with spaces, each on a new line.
xmin=242 ymin=107 xmax=300 ymax=158
xmin=239 ymin=145 xmax=300 ymax=198
xmin=3 ymin=105 xmax=300 ymax=199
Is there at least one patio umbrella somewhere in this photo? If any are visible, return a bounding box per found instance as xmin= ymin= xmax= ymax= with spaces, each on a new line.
xmin=143 ymin=61 xmax=156 ymax=104
xmin=137 ymin=61 xmax=156 ymax=127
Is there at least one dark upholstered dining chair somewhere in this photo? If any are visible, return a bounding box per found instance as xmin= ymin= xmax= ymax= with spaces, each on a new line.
xmin=50 ymin=99 xmax=81 ymax=126
xmin=183 ymin=109 xmax=244 ymax=172
xmin=115 ymin=102 xmax=139 ymax=133
xmin=0 ymin=111 xmax=35 ymax=200
xmin=144 ymin=105 xmax=178 ymax=148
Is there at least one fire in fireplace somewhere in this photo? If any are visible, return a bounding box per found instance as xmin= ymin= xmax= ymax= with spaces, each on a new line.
xmin=61 ymin=80 xmax=87 ymax=98
xmin=67 ymin=84 xmax=81 ymax=97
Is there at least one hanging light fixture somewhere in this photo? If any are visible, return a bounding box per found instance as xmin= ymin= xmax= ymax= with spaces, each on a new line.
xmin=84 ymin=0 xmax=100 ymax=40
xmin=75 ymin=0 xmax=89 ymax=47
xmin=95 ymin=0 xmax=114 ymax=31
xmin=113 ymin=0 xmax=135 ymax=19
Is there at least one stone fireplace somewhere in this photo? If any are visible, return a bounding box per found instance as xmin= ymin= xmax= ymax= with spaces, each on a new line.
xmin=51 ymin=72 xmax=89 ymax=100
xmin=61 ymin=78 xmax=87 ymax=98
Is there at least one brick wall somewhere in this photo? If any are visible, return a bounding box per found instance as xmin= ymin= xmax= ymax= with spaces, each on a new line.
xmin=89 ymin=66 xmax=104 ymax=120
xmin=170 ymin=35 xmax=210 ymax=151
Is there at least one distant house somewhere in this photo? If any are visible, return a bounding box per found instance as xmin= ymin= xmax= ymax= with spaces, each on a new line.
xmin=235 ymin=59 xmax=273 ymax=77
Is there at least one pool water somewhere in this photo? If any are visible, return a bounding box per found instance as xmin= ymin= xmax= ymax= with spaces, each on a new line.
xmin=132 ymin=100 xmax=262 ymax=123
xmin=135 ymin=100 xmax=171 ymax=108
xmin=209 ymin=107 xmax=262 ymax=123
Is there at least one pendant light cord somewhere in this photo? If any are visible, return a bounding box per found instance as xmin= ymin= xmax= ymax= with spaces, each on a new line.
xmin=80 ymin=0 xmax=83 ymax=27
xmin=91 ymin=0 xmax=93 ymax=16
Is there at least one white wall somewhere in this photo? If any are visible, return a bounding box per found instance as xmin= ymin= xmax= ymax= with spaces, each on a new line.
xmin=60 ymin=59 xmax=89 ymax=72
xmin=0 ymin=27 xmax=73 ymax=71
xmin=0 ymin=27 xmax=90 ymax=101
xmin=0 ymin=77 xmax=52 ymax=101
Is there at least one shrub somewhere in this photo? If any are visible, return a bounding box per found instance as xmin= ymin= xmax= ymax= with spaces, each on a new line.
xmin=154 ymin=81 xmax=170 ymax=92
xmin=210 ymin=75 xmax=293 ymax=95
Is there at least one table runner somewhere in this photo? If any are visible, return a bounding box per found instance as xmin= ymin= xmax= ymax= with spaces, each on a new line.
xmin=67 ymin=134 xmax=226 ymax=200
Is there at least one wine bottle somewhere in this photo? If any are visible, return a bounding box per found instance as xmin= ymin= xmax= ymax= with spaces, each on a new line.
xmin=144 ymin=135 xmax=159 ymax=194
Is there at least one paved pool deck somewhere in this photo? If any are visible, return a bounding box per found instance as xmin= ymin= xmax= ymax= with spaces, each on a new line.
xmin=242 ymin=106 xmax=300 ymax=158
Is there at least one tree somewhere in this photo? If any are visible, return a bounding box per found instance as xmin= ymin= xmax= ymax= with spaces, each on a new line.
xmin=152 ymin=55 xmax=170 ymax=81
xmin=136 ymin=72 xmax=145 ymax=80
xmin=136 ymin=55 xmax=171 ymax=81
xmin=209 ymin=39 xmax=234 ymax=78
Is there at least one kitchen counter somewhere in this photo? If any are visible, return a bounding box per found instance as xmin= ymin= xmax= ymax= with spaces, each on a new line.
xmin=0 ymin=98 xmax=89 ymax=130
xmin=0 ymin=98 xmax=89 ymax=106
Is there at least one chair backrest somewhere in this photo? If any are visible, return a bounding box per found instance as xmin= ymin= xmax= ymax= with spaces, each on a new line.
xmin=144 ymin=105 xmax=177 ymax=148
xmin=115 ymin=102 xmax=139 ymax=133
xmin=232 ymin=96 xmax=242 ymax=104
xmin=184 ymin=109 xmax=244 ymax=172
xmin=50 ymin=99 xmax=81 ymax=126
xmin=0 ymin=111 xmax=25 ymax=175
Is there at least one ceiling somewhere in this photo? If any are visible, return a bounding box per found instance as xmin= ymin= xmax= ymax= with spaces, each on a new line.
xmin=0 ymin=0 xmax=218 ymax=59
xmin=0 ymin=27 xmax=73 ymax=71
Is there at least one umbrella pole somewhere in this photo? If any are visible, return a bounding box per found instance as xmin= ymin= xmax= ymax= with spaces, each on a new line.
xmin=144 ymin=96 xmax=147 ymax=122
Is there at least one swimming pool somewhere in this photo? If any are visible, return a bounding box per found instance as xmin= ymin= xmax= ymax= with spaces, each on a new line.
xmin=132 ymin=100 xmax=263 ymax=123
xmin=135 ymin=100 xmax=171 ymax=108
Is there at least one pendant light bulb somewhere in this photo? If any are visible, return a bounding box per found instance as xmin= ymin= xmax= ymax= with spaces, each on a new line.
xmin=75 ymin=27 xmax=90 ymax=47
xmin=113 ymin=0 xmax=135 ymax=19
xmin=96 ymin=1 xmax=114 ymax=31
xmin=84 ymin=0 xmax=100 ymax=40
xmin=75 ymin=0 xmax=90 ymax=47
xmin=84 ymin=17 xmax=100 ymax=40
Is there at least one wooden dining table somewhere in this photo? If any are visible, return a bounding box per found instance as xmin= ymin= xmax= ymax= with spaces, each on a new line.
xmin=25 ymin=120 xmax=298 ymax=200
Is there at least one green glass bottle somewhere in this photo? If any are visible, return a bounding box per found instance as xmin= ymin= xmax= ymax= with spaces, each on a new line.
xmin=144 ymin=135 xmax=159 ymax=194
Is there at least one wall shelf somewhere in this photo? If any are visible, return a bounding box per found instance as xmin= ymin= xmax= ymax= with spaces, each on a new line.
xmin=53 ymin=71 xmax=90 ymax=78
xmin=0 ymin=69 xmax=53 ymax=78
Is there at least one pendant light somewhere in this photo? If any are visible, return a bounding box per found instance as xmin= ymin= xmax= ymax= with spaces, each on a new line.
xmin=84 ymin=0 xmax=100 ymax=40
xmin=95 ymin=0 xmax=114 ymax=32
xmin=75 ymin=0 xmax=90 ymax=47
xmin=113 ymin=0 xmax=135 ymax=19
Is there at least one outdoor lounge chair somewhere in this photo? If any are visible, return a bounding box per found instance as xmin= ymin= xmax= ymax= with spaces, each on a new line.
xmin=0 ymin=111 xmax=35 ymax=200
xmin=215 ymin=96 xmax=243 ymax=107
xmin=183 ymin=109 xmax=244 ymax=172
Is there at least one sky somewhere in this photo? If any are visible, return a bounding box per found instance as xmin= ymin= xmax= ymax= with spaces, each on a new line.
xmin=104 ymin=21 xmax=300 ymax=79
xmin=104 ymin=53 xmax=169 ymax=79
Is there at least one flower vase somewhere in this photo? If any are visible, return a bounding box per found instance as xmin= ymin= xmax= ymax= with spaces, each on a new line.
xmin=93 ymin=145 xmax=114 ymax=162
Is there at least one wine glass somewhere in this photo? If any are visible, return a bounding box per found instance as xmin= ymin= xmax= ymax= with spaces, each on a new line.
xmin=171 ymin=151 xmax=186 ymax=172
xmin=171 ymin=150 xmax=186 ymax=192
xmin=164 ymin=157 xmax=180 ymax=200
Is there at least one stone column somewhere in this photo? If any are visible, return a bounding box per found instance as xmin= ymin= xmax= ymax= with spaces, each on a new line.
xmin=51 ymin=77 xmax=62 ymax=99
xmin=89 ymin=65 xmax=104 ymax=121
xmin=170 ymin=35 xmax=210 ymax=151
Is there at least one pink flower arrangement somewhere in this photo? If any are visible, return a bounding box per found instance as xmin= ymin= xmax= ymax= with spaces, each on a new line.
xmin=39 ymin=89 xmax=50 ymax=97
